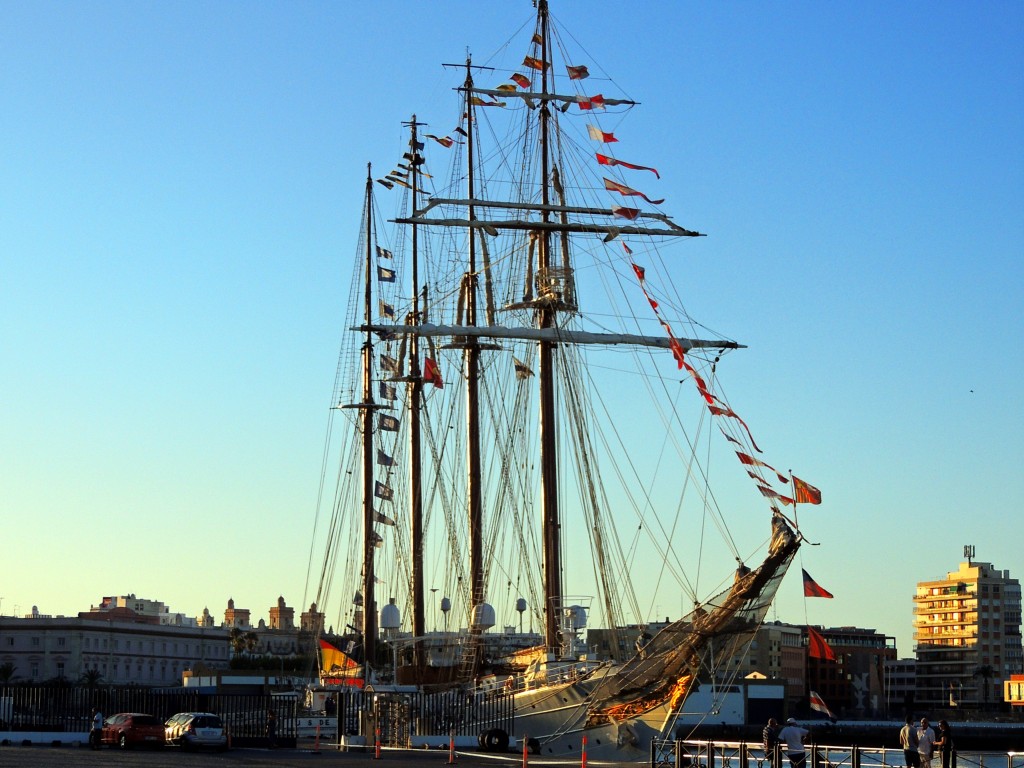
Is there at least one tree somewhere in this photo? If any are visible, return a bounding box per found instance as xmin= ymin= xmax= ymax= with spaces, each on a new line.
xmin=0 ymin=661 xmax=16 ymax=684
xmin=973 ymin=664 xmax=996 ymax=709
xmin=80 ymin=668 xmax=103 ymax=689
xmin=244 ymin=631 xmax=260 ymax=654
xmin=229 ymin=627 xmax=246 ymax=655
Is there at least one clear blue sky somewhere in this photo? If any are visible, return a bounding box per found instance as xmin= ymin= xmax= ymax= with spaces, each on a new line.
xmin=2 ymin=1 xmax=1022 ymax=658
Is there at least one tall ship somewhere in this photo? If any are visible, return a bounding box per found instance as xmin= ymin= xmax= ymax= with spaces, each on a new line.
xmin=308 ymin=1 xmax=817 ymax=760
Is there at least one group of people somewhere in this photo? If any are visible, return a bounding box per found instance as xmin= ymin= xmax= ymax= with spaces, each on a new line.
xmin=763 ymin=716 xmax=955 ymax=768
xmin=901 ymin=716 xmax=955 ymax=768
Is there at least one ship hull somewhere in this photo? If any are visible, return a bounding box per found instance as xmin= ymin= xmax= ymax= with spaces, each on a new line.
xmin=476 ymin=667 xmax=676 ymax=761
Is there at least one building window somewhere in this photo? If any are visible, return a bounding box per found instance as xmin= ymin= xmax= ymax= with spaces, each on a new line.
xmin=31 ymin=637 xmax=40 ymax=647
xmin=57 ymin=637 xmax=66 ymax=647
xmin=30 ymin=662 xmax=39 ymax=678
xmin=56 ymin=662 xmax=65 ymax=678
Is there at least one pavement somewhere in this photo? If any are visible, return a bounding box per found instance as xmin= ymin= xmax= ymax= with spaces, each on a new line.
xmin=0 ymin=744 xmax=602 ymax=768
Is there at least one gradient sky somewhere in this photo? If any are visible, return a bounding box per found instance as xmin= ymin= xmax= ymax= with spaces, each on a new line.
xmin=2 ymin=1 xmax=1022 ymax=659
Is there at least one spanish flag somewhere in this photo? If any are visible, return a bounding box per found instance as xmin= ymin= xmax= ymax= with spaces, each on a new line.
xmin=319 ymin=639 xmax=359 ymax=675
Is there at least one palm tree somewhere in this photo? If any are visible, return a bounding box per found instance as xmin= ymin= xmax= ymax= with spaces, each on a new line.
xmin=229 ymin=627 xmax=246 ymax=656
xmin=243 ymin=631 xmax=260 ymax=654
xmin=973 ymin=664 xmax=996 ymax=710
xmin=79 ymin=667 xmax=103 ymax=689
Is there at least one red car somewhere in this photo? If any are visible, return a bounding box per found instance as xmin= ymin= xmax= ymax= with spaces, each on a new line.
xmin=100 ymin=712 xmax=165 ymax=749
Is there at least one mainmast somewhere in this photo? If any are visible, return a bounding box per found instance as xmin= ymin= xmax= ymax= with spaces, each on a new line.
xmin=536 ymin=0 xmax=563 ymax=656
xmin=359 ymin=164 xmax=379 ymax=667
xmin=405 ymin=117 xmax=427 ymax=668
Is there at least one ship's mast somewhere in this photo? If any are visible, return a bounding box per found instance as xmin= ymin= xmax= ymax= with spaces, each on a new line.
xmin=536 ymin=0 xmax=563 ymax=656
xmin=463 ymin=60 xmax=486 ymax=661
xmin=359 ymin=164 xmax=378 ymax=667
xmin=405 ymin=117 xmax=427 ymax=669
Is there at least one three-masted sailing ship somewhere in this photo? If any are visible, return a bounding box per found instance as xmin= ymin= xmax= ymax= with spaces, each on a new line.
xmin=309 ymin=1 xmax=814 ymax=759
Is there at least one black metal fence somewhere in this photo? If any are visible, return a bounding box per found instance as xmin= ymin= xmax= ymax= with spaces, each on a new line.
xmin=0 ymin=685 xmax=296 ymax=747
xmin=326 ymin=687 xmax=515 ymax=747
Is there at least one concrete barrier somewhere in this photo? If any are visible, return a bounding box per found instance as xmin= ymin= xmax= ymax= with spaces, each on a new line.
xmin=0 ymin=732 xmax=88 ymax=746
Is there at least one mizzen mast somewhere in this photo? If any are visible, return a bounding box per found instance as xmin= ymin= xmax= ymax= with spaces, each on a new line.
xmin=358 ymin=164 xmax=379 ymax=667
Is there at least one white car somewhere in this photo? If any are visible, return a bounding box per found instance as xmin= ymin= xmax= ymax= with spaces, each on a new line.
xmin=164 ymin=711 xmax=228 ymax=750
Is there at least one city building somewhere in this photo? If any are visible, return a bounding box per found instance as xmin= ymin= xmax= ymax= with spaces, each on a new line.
xmin=913 ymin=548 xmax=1023 ymax=709
xmin=884 ymin=657 xmax=917 ymax=716
xmin=1005 ymin=674 xmax=1024 ymax=707
xmin=0 ymin=613 xmax=228 ymax=685
xmin=735 ymin=621 xmax=807 ymax=704
xmin=0 ymin=595 xmax=327 ymax=686
xmin=80 ymin=594 xmax=201 ymax=626
xmin=808 ymin=626 xmax=896 ymax=719
xmin=268 ymin=596 xmax=295 ymax=630
xmin=223 ymin=598 xmax=252 ymax=628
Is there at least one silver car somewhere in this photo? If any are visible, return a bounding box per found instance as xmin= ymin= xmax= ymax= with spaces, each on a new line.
xmin=164 ymin=711 xmax=228 ymax=750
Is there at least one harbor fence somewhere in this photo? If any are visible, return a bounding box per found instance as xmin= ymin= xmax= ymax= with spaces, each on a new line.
xmin=0 ymin=684 xmax=296 ymax=747
xmin=652 ymin=740 xmax=1024 ymax=768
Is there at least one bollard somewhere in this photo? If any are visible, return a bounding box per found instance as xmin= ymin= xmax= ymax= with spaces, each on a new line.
xmin=375 ymin=727 xmax=381 ymax=759
xmin=523 ymin=733 xmax=530 ymax=768
xmin=448 ymin=732 xmax=456 ymax=765
xmin=582 ymin=734 xmax=588 ymax=768
xmin=313 ymin=723 xmax=321 ymax=754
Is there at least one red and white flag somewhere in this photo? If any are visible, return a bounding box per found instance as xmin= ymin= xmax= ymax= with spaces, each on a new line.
xmin=587 ymin=125 xmax=618 ymax=143
xmin=596 ymin=153 xmax=660 ymax=178
xmin=603 ymin=177 xmax=664 ymax=205
xmin=810 ymin=690 xmax=836 ymax=719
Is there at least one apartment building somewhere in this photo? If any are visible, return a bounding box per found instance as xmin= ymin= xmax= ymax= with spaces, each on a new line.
xmin=913 ymin=552 xmax=1023 ymax=709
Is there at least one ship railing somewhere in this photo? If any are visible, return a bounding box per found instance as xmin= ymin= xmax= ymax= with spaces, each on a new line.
xmin=652 ymin=741 xmax=1024 ymax=768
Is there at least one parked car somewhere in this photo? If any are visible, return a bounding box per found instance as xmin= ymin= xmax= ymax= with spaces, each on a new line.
xmin=100 ymin=712 xmax=165 ymax=749
xmin=164 ymin=711 xmax=228 ymax=750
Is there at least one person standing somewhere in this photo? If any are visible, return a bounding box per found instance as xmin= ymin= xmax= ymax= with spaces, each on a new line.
xmin=934 ymin=720 xmax=955 ymax=768
xmin=763 ymin=718 xmax=781 ymax=768
xmin=917 ymin=718 xmax=937 ymax=768
xmin=89 ymin=708 xmax=103 ymax=750
xmin=777 ymin=717 xmax=809 ymax=768
xmin=900 ymin=716 xmax=920 ymax=767
xmin=265 ymin=708 xmax=277 ymax=749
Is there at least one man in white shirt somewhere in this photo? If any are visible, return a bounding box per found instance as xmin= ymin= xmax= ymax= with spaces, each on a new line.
xmin=777 ymin=717 xmax=810 ymax=768
xmin=917 ymin=718 xmax=936 ymax=768
xmin=90 ymin=708 xmax=103 ymax=750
